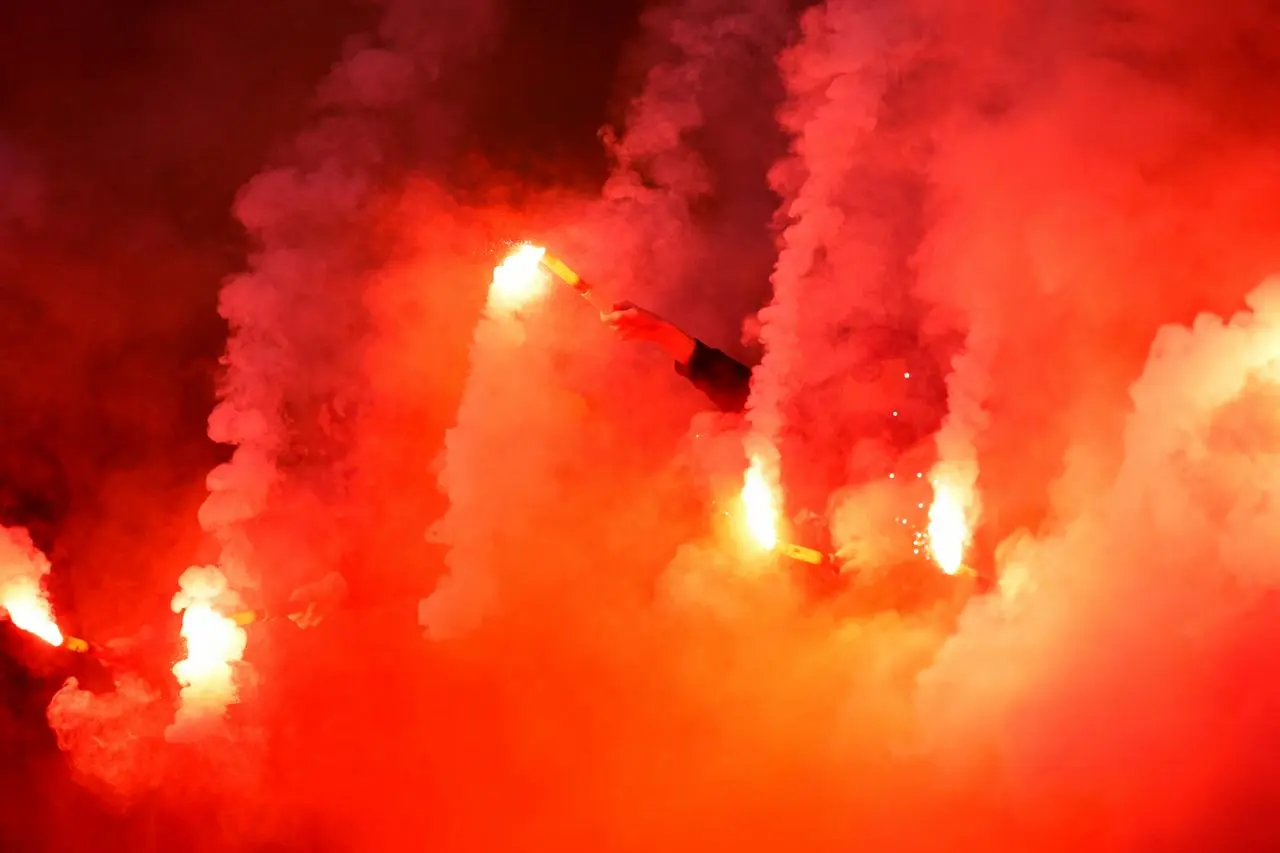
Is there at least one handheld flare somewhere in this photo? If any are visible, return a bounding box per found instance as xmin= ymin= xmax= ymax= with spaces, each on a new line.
xmin=779 ymin=542 xmax=829 ymax=566
xmin=540 ymin=253 xmax=607 ymax=312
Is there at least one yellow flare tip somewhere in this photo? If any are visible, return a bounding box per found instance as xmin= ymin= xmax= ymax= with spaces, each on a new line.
xmin=539 ymin=254 xmax=581 ymax=286
xmin=779 ymin=543 xmax=826 ymax=565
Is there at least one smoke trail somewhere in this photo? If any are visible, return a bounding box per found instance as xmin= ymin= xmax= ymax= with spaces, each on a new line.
xmin=199 ymin=0 xmax=500 ymax=603
xmin=919 ymin=277 xmax=1280 ymax=846
xmin=273 ymin=1 xmax=1280 ymax=848
xmin=172 ymin=0 xmax=504 ymax=734
xmin=421 ymin=0 xmax=792 ymax=637
xmin=912 ymin=0 xmax=1280 ymax=550
xmin=748 ymin=0 xmax=946 ymax=544
xmin=601 ymin=0 xmax=790 ymax=345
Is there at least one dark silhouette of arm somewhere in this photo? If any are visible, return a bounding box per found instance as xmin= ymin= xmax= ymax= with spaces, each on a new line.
xmin=675 ymin=340 xmax=753 ymax=414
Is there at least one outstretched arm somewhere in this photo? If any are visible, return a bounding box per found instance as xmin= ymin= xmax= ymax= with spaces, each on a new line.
xmin=600 ymin=301 xmax=753 ymax=414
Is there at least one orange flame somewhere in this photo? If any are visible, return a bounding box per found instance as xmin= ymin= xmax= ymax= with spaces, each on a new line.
xmin=1 ymin=576 xmax=63 ymax=646
xmin=926 ymin=478 xmax=971 ymax=575
xmin=741 ymin=454 xmax=781 ymax=552
xmin=487 ymin=244 xmax=551 ymax=313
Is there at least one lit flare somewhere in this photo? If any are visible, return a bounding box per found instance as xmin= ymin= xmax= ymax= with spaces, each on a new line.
xmin=173 ymin=602 xmax=244 ymax=691
xmin=741 ymin=454 xmax=781 ymax=552
xmin=167 ymin=567 xmax=246 ymax=739
xmin=1 ymin=576 xmax=63 ymax=646
xmin=487 ymin=244 xmax=552 ymax=313
xmin=926 ymin=479 xmax=971 ymax=575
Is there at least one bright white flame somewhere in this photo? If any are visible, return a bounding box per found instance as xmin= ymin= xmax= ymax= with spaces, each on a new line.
xmin=1 ymin=575 xmax=63 ymax=646
xmin=926 ymin=479 xmax=971 ymax=575
xmin=0 ymin=527 xmax=63 ymax=646
xmin=166 ymin=566 xmax=246 ymax=741
xmin=487 ymin=244 xmax=551 ymax=313
xmin=741 ymin=455 xmax=780 ymax=551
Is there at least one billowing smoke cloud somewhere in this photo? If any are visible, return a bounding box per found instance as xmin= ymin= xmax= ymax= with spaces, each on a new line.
xmin=749 ymin=0 xmax=945 ymax=541
xmin=918 ymin=280 xmax=1280 ymax=847
xmin=599 ymin=0 xmax=791 ymax=348
xmin=738 ymin=0 xmax=1280 ymax=847
xmin=200 ymin=0 xmax=499 ymax=604
xmin=421 ymin=0 xmax=792 ymax=638
xmin=20 ymin=0 xmax=1280 ymax=850
xmin=46 ymin=674 xmax=166 ymax=808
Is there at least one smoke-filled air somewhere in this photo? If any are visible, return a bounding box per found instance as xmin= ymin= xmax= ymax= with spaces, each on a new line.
xmin=4 ymin=0 xmax=1280 ymax=850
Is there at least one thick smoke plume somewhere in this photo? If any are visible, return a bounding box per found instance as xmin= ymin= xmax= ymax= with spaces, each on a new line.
xmin=16 ymin=0 xmax=1280 ymax=850
xmin=917 ymin=280 xmax=1280 ymax=848
xmin=421 ymin=0 xmax=791 ymax=637
xmin=736 ymin=0 xmax=1280 ymax=848
xmin=292 ymin=0 xmax=1280 ymax=850
xmin=750 ymin=0 xmax=945 ymax=538
xmin=162 ymin=0 xmax=502 ymax=747
xmin=200 ymin=0 xmax=498 ymax=606
xmin=46 ymin=675 xmax=166 ymax=807
xmin=912 ymin=0 xmax=1280 ymax=550
xmin=600 ymin=0 xmax=791 ymax=348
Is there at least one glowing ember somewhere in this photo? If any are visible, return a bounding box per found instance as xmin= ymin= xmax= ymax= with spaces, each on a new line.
xmin=1 ymin=575 xmax=63 ymax=646
xmin=487 ymin=244 xmax=551 ymax=313
xmin=167 ymin=566 xmax=246 ymax=740
xmin=741 ymin=454 xmax=780 ymax=552
xmin=926 ymin=479 xmax=971 ymax=575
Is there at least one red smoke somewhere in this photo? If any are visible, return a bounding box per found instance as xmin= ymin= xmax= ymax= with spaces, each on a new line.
xmin=8 ymin=0 xmax=1280 ymax=851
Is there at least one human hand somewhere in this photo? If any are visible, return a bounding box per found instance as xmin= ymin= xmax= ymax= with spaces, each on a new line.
xmin=832 ymin=534 xmax=897 ymax=583
xmin=287 ymin=572 xmax=349 ymax=629
xmin=600 ymin=301 xmax=696 ymax=363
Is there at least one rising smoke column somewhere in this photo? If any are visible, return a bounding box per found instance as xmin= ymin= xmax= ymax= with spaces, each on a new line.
xmin=422 ymin=0 xmax=793 ymax=637
xmin=916 ymin=278 xmax=1280 ymax=847
xmin=186 ymin=0 xmax=499 ymax=657
xmin=912 ymin=0 xmax=1280 ymax=552
xmin=894 ymin=0 xmax=1280 ymax=845
xmin=47 ymin=674 xmax=166 ymax=807
xmin=600 ymin=0 xmax=790 ymax=346
xmin=748 ymin=0 xmax=949 ymax=554
xmin=417 ymin=244 xmax=559 ymax=638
